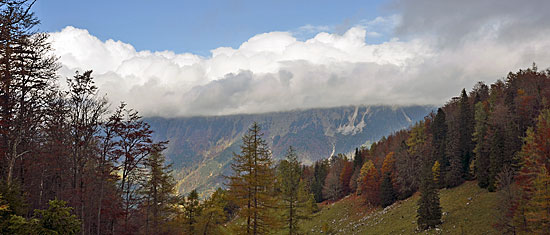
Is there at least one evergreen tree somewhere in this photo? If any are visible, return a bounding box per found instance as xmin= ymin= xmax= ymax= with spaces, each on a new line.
xmin=298 ymin=181 xmax=318 ymax=215
xmin=182 ymin=189 xmax=202 ymax=234
xmin=459 ymin=89 xmax=474 ymax=178
xmin=227 ymin=122 xmax=278 ymax=234
xmin=445 ymin=103 xmax=465 ymax=188
xmin=278 ymin=146 xmax=303 ymax=235
xmin=34 ymin=200 xmax=81 ymax=235
xmin=353 ymin=148 xmax=362 ymax=170
xmin=141 ymin=148 xmax=176 ymax=234
xmin=196 ymin=188 xmax=227 ymax=235
xmin=431 ymin=108 xmax=448 ymax=187
xmin=312 ymin=160 xmax=328 ymax=202
xmin=472 ymin=102 xmax=491 ymax=188
xmin=417 ymin=164 xmax=442 ymax=230
xmin=488 ymin=126 xmax=506 ymax=192
xmin=379 ymin=172 xmax=396 ymax=208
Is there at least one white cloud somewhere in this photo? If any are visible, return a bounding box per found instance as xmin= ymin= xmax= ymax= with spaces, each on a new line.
xmin=48 ymin=3 xmax=550 ymax=117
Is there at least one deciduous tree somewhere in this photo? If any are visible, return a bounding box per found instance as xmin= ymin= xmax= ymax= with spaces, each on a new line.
xmin=227 ymin=122 xmax=278 ymax=234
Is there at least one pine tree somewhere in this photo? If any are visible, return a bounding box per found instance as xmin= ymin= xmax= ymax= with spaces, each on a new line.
xmin=417 ymin=164 xmax=442 ymax=230
xmin=141 ymin=148 xmax=176 ymax=234
xmin=227 ymin=122 xmax=278 ymax=234
xmin=182 ymin=189 xmax=202 ymax=234
xmin=195 ymin=188 xmax=227 ymax=235
xmin=278 ymin=146 xmax=302 ymax=235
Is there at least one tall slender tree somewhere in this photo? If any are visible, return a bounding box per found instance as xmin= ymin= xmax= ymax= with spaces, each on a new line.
xmin=459 ymin=89 xmax=474 ymax=178
xmin=0 ymin=0 xmax=58 ymax=187
xmin=431 ymin=108 xmax=447 ymax=187
xmin=182 ymin=189 xmax=201 ymax=234
xmin=473 ymin=101 xmax=490 ymax=188
xmin=227 ymin=122 xmax=278 ymax=234
xmin=66 ymin=70 xmax=108 ymax=234
xmin=111 ymin=103 xmax=158 ymax=233
xmin=417 ymin=163 xmax=442 ymax=230
xmin=141 ymin=147 xmax=176 ymax=234
xmin=278 ymin=146 xmax=303 ymax=235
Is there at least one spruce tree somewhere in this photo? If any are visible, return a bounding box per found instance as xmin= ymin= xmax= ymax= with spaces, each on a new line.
xmin=472 ymin=102 xmax=490 ymax=188
xmin=458 ymin=89 xmax=474 ymax=178
xmin=353 ymin=148 xmax=362 ymax=170
xmin=431 ymin=108 xmax=448 ymax=187
xmin=227 ymin=122 xmax=278 ymax=234
xmin=379 ymin=172 xmax=396 ymax=208
xmin=312 ymin=160 xmax=328 ymax=202
xmin=417 ymin=163 xmax=442 ymax=230
xmin=34 ymin=200 xmax=82 ymax=235
xmin=488 ymin=127 xmax=505 ymax=192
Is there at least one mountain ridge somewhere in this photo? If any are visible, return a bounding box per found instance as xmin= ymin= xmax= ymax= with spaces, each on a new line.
xmin=145 ymin=104 xmax=436 ymax=196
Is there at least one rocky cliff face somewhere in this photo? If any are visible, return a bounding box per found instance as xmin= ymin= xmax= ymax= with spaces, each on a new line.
xmin=145 ymin=105 xmax=434 ymax=196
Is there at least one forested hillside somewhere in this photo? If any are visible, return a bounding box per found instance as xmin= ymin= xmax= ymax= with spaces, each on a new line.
xmin=145 ymin=105 xmax=433 ymax=196
xmin=1 ymin=1 xmax=550 ymax=234
xmin=212 ymin=65 xmax=550 ymax=234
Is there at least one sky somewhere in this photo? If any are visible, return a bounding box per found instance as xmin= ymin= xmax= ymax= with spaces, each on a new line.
xmin=36 ymin=0 xmax=550 ymax=117
xmin=35 ymin=0 xmax=388 ymax=55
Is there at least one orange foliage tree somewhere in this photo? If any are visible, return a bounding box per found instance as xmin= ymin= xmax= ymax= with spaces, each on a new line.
xmin=514 ymin=108 xmax=550 ymax=233
xmin=358 ymin=160 xmax=380 ymax=206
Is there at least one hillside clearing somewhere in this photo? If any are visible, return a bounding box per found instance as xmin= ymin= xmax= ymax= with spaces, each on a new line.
xmin=297 ymin=181 xmax=498 ymax=235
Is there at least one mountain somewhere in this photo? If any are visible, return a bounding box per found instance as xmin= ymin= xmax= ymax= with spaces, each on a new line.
xmin=145 ymin=105 xmax=435 ymax=196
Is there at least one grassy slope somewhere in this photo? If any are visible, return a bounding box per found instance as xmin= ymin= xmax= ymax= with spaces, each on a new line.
xmin=296 ymin=181 xmax=499 ymax=235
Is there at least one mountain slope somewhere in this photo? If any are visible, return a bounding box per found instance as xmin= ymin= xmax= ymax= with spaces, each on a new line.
xmin=146 ymin=105 xmax=434 ymax=196
xmin=300 ymin=181 xmax=498 ymax=235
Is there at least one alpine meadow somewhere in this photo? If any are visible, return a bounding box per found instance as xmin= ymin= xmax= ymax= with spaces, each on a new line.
xmin=1 ymin=0 xmax=550 ymax=234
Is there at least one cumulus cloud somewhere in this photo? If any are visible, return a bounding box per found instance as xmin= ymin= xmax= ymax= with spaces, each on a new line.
xmin=48 ymin=1 xmax=550 ymax=117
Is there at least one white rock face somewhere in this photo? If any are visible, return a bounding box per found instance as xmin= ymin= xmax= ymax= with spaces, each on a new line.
xmin=337 ymin=106 xmax=370 ymax=135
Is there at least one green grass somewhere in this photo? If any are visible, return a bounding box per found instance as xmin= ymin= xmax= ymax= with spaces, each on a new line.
xmin=296 ymin=181 xmax=499 ymax=235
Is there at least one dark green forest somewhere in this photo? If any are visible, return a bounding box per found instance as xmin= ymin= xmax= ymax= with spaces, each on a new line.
xmin=0 ymin=1 xmax=549 ymax=234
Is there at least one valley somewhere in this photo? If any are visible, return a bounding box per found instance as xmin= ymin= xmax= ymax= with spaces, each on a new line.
xmin=146 ymin=105 xmax=435 ymax=196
